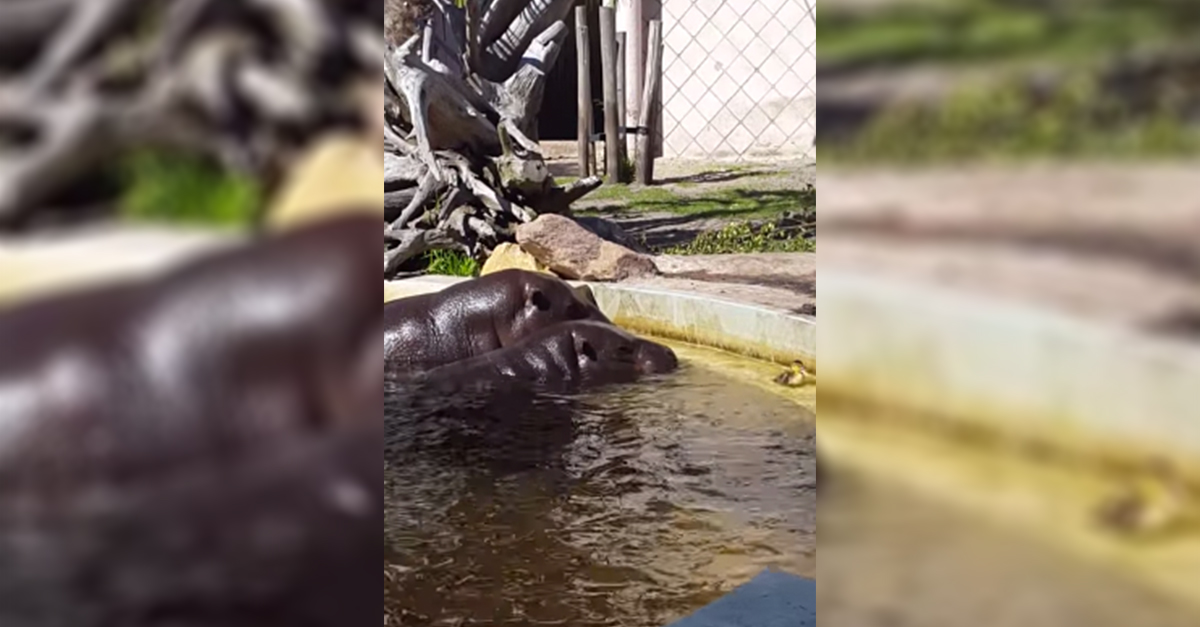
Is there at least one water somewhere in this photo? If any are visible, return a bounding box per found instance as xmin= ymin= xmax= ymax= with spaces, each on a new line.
xmin=819 ymin=403 xmax=1200 ymax=627
xmin=820 ymin=461 xmax=1200 ymax=627
xmin=383 ymin=363 xmax=814 ymax=626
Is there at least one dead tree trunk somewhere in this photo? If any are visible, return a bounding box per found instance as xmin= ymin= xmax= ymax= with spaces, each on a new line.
xmin=383 ymin=0 xmax=602 ymax=278
xmin=0 ymin=0 xmax=381 ymax=230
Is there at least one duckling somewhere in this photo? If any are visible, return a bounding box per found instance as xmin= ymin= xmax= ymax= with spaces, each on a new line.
xmin=774 ymin=360 xmax=809 ymax=387
xmin=1094 ymin=470 xmax=1200 ymax=540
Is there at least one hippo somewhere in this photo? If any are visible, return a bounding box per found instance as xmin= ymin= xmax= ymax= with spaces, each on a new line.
xmin=404 ymin=319 xmax=679 ymax=394
xmin=0 ymin=213 xmax=382 ymax=626
xmin=383 ymin=321 xmax=676 ymax=476
xmin=383 ymin=269 xmax=611 ymax=374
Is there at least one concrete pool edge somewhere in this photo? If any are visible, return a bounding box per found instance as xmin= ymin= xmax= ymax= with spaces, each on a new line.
xmin=384 ymin=277 xmax=817 ymax=371
xmin=821 ymin=269 xmax=1200 ymax=617
xmin=0 ymin=227 xmax=241 ymax=307
xmin=820 ymin=269 xmax=1200 ymax=473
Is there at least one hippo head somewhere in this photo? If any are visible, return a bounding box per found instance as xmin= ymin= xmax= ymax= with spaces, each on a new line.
xmin=505 ymin=270 xmax=611 ymax=341
xmin=568 ymin=320 xmax=678 ymax=384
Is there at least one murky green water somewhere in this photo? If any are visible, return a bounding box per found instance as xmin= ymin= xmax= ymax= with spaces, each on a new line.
xmin=383 ymin=363 xmax=814 ymax=626
xmin=819 ymin=451 xmax=1200 ymax=626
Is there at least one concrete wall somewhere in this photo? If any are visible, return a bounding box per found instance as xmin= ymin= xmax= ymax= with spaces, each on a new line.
xmin=619 ymin=0 xmax=816 ymax=160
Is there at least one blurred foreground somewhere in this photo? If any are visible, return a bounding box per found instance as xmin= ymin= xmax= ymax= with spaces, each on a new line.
xmin=0 ymin=1 xmax=383 ymax=624
xmin=818 ymin=0 xmax=1200 ymax=624
xmin=0 ymin=214 xmax=381 ymax=626
xmin=819 ymin=158 xmax=1200 ymax=627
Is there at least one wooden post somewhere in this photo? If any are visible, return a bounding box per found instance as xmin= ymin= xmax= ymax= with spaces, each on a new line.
xmin=635 ymin=19 xmax=662 ymax=185
xmin=627 ymin=0 xmax=644 ymax=131
xmin=616 ymin=31 xmax=628 ymax=180
xmin=575 ymin=6 xmax=592 ymax=178
xmin=599 ymin=6 xmax=620 ymax=184
xmin=652 ymin=25 xmax=664 ymax=159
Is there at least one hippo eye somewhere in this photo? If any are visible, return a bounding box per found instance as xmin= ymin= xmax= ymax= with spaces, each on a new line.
xmin=580 ymin=340 xmax=598 ymax=362
xmin=530 ymin=290 xmax=551 ymax=311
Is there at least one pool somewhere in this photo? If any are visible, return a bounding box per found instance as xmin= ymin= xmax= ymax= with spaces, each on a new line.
xmin=818 ymin=394 xmax=1200 ymax=626
xmin=383 ymin=352 xmax=814 ymax=626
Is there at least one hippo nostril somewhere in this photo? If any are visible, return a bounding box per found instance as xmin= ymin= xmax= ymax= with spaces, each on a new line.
xmin=580 ymin=340 xmax=598 ymax=362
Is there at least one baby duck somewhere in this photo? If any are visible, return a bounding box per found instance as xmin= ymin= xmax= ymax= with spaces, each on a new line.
xmin=1094 ymin=468 xmax=1200 ymax=540
xmin=774 ymin=360 xmax=809 ymax=387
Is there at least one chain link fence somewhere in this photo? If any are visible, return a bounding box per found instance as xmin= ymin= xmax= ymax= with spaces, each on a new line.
xmin=659 ymin=0 xmax=815 ymax=161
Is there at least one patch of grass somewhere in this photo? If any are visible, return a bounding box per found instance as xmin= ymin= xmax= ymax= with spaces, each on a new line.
xmin=666 ymin=220 xmax=814 ymax=255
xmin=825 ymin=73 xmax=1200 ymax=164
xmin=618 ymin=154 xmax=636 ymax=183
xmin=819 ymin=0 xmax=1196 ymax=69
xmin=423 ymin=248 xmax=479 ymax=277
xmin=584 ymin=184 xmax=678 ymax=204
xmin=119 ymin=150 xmax=262 ymax=227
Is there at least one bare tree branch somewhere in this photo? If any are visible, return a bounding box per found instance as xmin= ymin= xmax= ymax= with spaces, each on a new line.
xmin=380 ymin=0 xmax=602 ymax=279
xmin=0 ymin=0 xmax=380 ymax=230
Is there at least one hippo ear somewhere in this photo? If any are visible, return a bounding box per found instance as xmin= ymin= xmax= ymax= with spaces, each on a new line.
xmin=529 ymin=289 xmax=551 ymax=311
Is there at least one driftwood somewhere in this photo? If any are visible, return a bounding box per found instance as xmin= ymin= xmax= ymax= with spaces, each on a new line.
xmin=0 ymin=0 xmax=379 ymax=230
xmin=383 ymin=0 xmax=602 ymax=277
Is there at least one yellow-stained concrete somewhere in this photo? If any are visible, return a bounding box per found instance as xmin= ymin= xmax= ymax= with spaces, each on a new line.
xmin=820 ymin=269 xmax=1200 ymax=617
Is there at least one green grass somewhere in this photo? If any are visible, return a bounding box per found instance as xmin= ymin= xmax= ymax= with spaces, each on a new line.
xmin=423 ymin=248 xmax=479 ymax=277
xmin=824 ymin=73 xmax=1200 ymax=164
xmin=665 ymin=220 xmax=814 ymax=255
xmin=580 ymin=184 xmax=815 ymax=220
xmin=584 ymin=184 xmax=678 ymax=204
xmin=118 ymin=150 xmax=262 ymax=227
xmin=819 ymin=0 xmax=1198 ymax=69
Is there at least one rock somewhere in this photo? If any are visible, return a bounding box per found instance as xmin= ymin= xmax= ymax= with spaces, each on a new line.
xmin=516 ymin=215 xmax=657 ymax=282
xmin=574 ymin=216 xmax=651 ymax=254
xmin=265 ymin=134 xmax=384 ymax=231
xmin=480 ymin=243 xmax=601 ymax=308
xmin=480 ymin=242 xmax=553 ymax=276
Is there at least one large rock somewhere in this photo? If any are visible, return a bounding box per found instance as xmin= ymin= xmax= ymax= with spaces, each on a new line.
xmin=480 ymin=242 xmax=552 ymax=276
xmin=516 ymin=215 xmax=657 ymax=282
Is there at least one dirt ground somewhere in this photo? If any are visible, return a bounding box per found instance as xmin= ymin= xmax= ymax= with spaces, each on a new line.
xmin=535 ymin=144 xmax=817 ymax=316
xmin=820 ymin=163 xmax=1200 ymax=334
xmin=542 ymin=141 xmax=816 ymax=191
xmin=584 ymin=159 xmax=814 ymax=250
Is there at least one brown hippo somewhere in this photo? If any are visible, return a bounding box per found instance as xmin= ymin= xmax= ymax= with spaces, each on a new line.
xmin=0 ymin=213 xmax=381 ymax=627
xmin=406 ymin=320 xmax=679 ymax=394
xmin=383 ymin=269 xmax=611 ymax=374
xmin=384 ymin=321 xmax=677 ymax=476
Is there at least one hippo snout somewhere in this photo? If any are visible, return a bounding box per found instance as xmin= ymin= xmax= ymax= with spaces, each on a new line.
xmin=635 ymin=341 xmax=678 ymax=374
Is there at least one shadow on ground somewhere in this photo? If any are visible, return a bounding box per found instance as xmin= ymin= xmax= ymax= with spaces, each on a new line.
xmin=579 ymin=188 xmax=813 ymax=249
xmin=821 ymin=213 xmax=1200 ymax=281
xmin=671 ymin=271 xmax=814 ymax=295
xmin=655 ymin=169 xmax=771 ymax=186
xmin=823 ymin=212 xmax=1200 ymax=337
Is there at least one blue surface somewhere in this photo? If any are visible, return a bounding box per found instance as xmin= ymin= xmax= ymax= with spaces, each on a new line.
xmin=666 ymin=570 xmax=816 ymax=627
